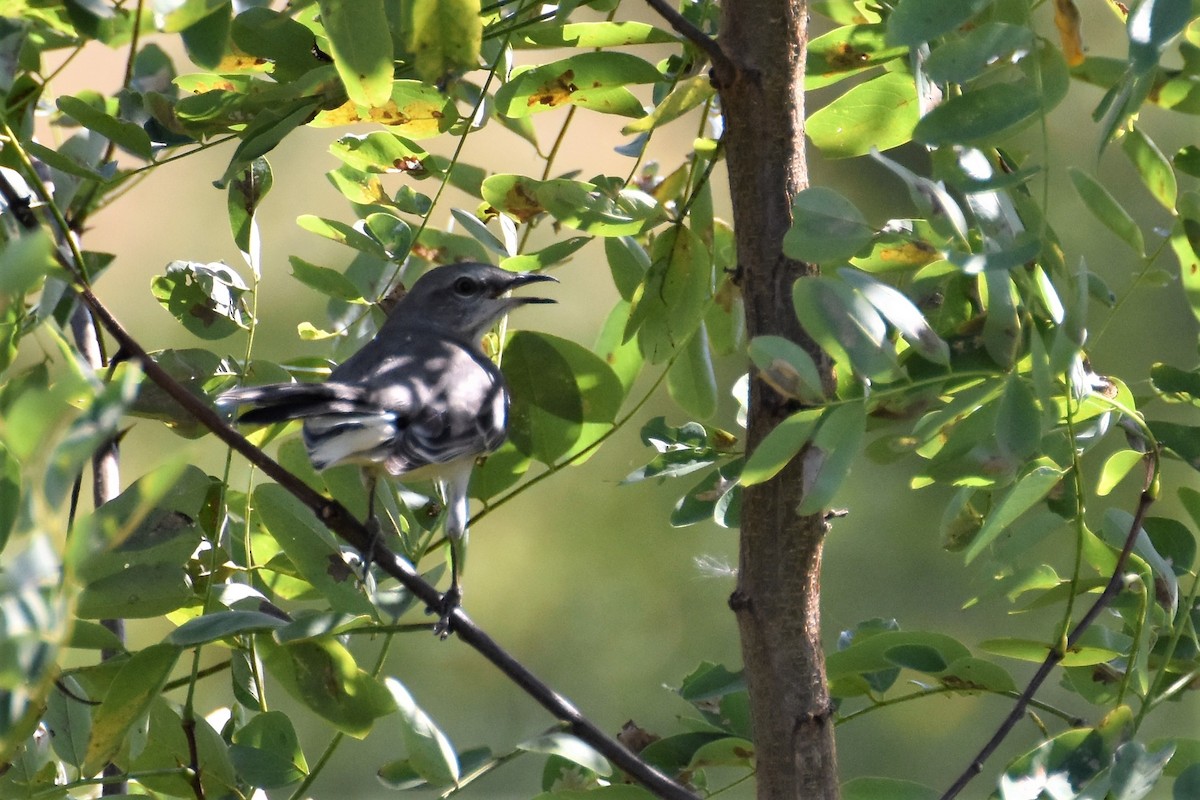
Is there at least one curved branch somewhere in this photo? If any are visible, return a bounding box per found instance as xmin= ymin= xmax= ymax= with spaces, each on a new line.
xmin=0 ymin=168 xmax=697 ymax=800
xmin=939 ymin=488 xmax=1156 ymax=800
xmin=642 ymin=0 xmax=736 ymax=87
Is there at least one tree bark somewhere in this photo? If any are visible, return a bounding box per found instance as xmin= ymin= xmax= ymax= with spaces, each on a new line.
xmin=719 ymin=1 xmax=840 ymax=797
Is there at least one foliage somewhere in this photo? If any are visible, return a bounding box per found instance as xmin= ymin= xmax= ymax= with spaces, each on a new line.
xmin=0 ymin=0 xmax=1198 ymax=798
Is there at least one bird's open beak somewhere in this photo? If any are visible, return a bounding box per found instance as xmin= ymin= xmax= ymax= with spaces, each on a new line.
xmin=502 ymin=272 xmax=558 ymax=305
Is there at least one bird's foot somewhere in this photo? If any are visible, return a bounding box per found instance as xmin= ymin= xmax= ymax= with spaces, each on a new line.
xmin=358 ymin=516 xmax=383 ymax=585
xmin=431 ymin=587 xmax=461 ymax=640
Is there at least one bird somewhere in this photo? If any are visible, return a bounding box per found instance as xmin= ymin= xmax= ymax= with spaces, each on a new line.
xmin=220 ymin=262 xmax=557 ymax=635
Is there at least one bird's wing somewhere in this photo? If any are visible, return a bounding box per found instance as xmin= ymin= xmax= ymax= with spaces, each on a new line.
xmin=357 ymin=338 xmax=509 ymax=478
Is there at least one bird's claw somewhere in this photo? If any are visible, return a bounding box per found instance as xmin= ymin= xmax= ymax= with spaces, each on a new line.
xmin=431 ymin=587 xmax=461 ymax=639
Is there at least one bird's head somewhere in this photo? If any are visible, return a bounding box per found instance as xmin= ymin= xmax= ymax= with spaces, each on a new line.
xmin=388 ymin=262 xmax=557 ymax=341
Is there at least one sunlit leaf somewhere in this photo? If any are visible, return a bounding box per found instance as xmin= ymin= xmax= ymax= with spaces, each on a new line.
xmin=1121 ymin=126 xmax=1176 ymax=210
xmin=258 ymin=637 xmax=395 ymax=737
xmin=924 ymin=23 xmax=1033 ymax=85
xmin=806 ymin=24 xmax=907 ymax=89
xmin=627 ymin=225 xmax=712 ymax=363
xmin=316 ymin=0 xmax=393 ymax=107
xmin=151 ymin=260 xmax=250 ymax=340
xmin=407 ymin=0 xmax=482 ymax=84
xmin=838 ymin=267 xmax=949 ymax=365
xmin=494 ymin=52 xmax=660 ymax=118
xmin=807 ymin=72 xmax=919 ymax=158
xmin=740 ymin=408 xmax=822 ymax=487
xmin=386 ymin=678 xmax=459 ymax=786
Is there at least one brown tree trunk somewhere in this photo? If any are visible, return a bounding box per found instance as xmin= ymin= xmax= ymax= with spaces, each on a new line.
xmin=719 ymin=1 xmax=840 ymax=797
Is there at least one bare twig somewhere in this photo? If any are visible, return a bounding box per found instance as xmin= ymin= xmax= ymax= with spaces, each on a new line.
xmin=939 ymin=488 xmax=1157 ymax=800
xmin=642 ymin=0 xmax=736 ymax=86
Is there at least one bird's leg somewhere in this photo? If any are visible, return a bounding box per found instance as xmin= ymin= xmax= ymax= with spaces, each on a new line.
xmin=360 ymin=470 xmax=381 ymax=583
xmin=432 ymin=470 xmax=470 ymax=639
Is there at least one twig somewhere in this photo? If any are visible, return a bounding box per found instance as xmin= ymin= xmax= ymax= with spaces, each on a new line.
xmin=0 ymin=165 xmax=698 ymax=800
xmin=642 ymin=0 xmax=736 ymax=86
xmin=939 ymin=488 xmax=1157 ymax=800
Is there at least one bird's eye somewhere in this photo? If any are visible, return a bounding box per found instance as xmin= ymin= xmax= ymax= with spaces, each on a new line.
xmin=453 ymin=277 xmax=479 ymax=295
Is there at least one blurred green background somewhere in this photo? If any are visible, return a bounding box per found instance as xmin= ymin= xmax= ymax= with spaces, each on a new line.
xmin=46 ymin=4 xmax=1200 ymax=798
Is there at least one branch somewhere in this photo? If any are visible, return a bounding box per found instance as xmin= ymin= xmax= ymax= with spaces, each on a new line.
xmin=0 ymin=170 xmax=697 ymax=800
xmin=642 ymin=0 xmax=736 ymax=87
xmin=939 ymin=488 xmax=1157 ymax=800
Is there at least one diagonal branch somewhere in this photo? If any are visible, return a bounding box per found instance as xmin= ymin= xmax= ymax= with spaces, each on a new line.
xmin=0 ymin=170 xmax=698 ymax=800
xmin=642 ymin=0 xmax=736 ymax=87
xmin=939 ymin=488 xmax=1157 ymax=800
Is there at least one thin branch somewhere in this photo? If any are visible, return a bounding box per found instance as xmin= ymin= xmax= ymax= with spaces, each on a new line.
xmin=642 ymin=0 xmax=736 ymax=86
xmin=939 ymin=488 xmax=1157 ymax=800
xmin=0 ymin=166 xmax=698 ymax=800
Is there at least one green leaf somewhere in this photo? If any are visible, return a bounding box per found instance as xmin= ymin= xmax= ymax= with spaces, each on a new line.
xmin=748 ymin=335 xmax=826 ymax=404
xmin=494 ymin=52 xmax=660 ymax=118
xmin=227 ymin=157 xmax=272 ymax=269
xmin=797 ymin=401 xmax=866 ymax=515
xmin=628 ymin=225 xmax=712 ymax=363
xmin=622 ymin=75 xmax=715 ymax=133
xmin=913 ymin=81 xmax=1042 ymax=147
xmin=296 ymin=214 xmax=388 ymax=259
xmin=481 ymin=174 xmax=665 ymax=235
xmin=594 ymin=299 xmax=645 ymax=395
xmin=312 ymin=81 xmax=459 ymax=138
xmin=1176 ymin=763 xmax=1200 ymax=799
xmin=503 ymin=330 xmax=624 ymax=464
xmin=0 ymin=228 xmax=56 ymax=296
xmin=740 ymin=408 xmax=823 ymax=487
xmin=1110 ymin=741 xmax=1174 ymax=800
xmin=826 ymin=630 xmax=971 ymax=681
xmin=1121 ymin=126 xmax=1176 ymax=210
xmin=57 ymin=94 xmax=152 ymax=160
xmin=252 ymin=484 xmax=377 ymax=617
xmin=923 ymin=23 xmax=1034 ymax=85
xmin=168 ymin=611 xmax=289 ymax=647
xmin=288 ymin=256 xmax=366 ymax=303
xmin=965 ymin=459 xmax=1064 ymax=563
xmin=316 ymin=0 xmax=393 ymax=107
xmin=980 ymin=637 xmax=1120 ymax=666
xmin=151 ymin=260 xmax=249 ymax=340
xmin=1069 ymin=167 xmax=1145 ymax=255
xmin=258 ymin=637 xmax=395 ymax=738
xmin=386 ymin=678 xmax=459 ymax=787
xmin=518 ymin=732 xmax=612 ymax=777
xmin=843 ymin=777 xmax=938 ymax=800
xmin=807 ymin=72 xmax=919 ymax=158
xmin=782 ymin=187 xmax=874 ymax=263
xmin=994 ymin=374 xmax=1040 ymax=462
xmin=84 ymin=644 xmax=181 ymax=775
xmin=230 ymin=8 xmax=324 ymax=83
xmin=512 ymin=21 xmax=677 ymax=48
xmin=937 ymin=656 xmax=1016 ymax=693
xmin=229 ymin=711 xmax=309 ymax=789
xmin=1097 ymin=450 xmax=1146 ymax=496
xmin=218 ymin=99 xmax=322 ymax=187
xmin=407 ymin=0 xmax=482 ymax=83
xmin=838 ymin=268 xmax=949 ymax=365
xmin=501 ymin=236 xmax=590 ymax=272
xmin=807 ymin=24 xmax=908 ymax=89
xmin=886 ymin=0 xmax=992 ymax=47
xmin=792 ymin=276 xmax=899 ymax=380
xmin=687 ymin=737 xmax=754 ymax=769
xmin=1127 ymin=0 xmax=1191 ymax=75
xmin=1176 ymin=145 xmax=1200 ymax=178
xmin=667 ymin=327 xmax=717 ymax=419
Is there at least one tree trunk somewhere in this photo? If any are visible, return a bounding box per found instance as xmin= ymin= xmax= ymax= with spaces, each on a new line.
xmin=719 ymin=1 xmax=840 ymax=797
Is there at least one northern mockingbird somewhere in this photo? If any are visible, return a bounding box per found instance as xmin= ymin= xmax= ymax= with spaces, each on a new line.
xmin=221 ymin=262 xmax=556 ymax=635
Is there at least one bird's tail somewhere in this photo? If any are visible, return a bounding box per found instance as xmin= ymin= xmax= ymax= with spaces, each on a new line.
xmin=219 ymin=383 xmax=368 ymax=426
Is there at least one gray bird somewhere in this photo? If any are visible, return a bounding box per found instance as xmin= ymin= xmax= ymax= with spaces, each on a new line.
xmin=221 ymin=262 xmax=556 ymax=634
